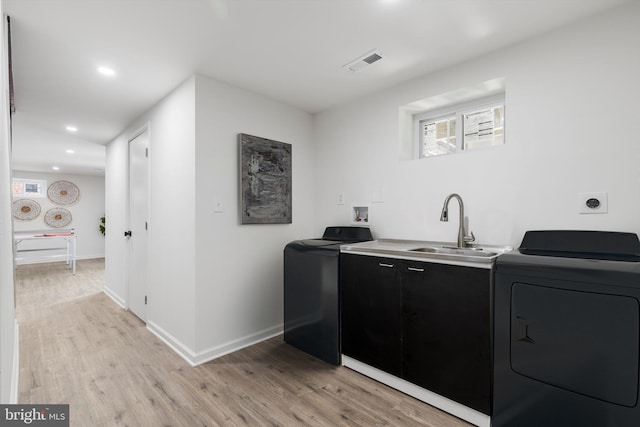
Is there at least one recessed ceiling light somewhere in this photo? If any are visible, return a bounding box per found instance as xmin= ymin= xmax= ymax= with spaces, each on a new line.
xmin=66 ymin=125 xmax=78 ymax=132
xmin=97 ymin=66 xmax=116 ymax=77
xmin=52 ymin=166 xmax=60 ymax=171
xmin=66 ymin=149 xmax=75 ymax=154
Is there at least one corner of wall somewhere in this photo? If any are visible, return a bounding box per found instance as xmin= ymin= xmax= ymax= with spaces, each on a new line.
xmin=10 ymin=320 xmax=19 ymax=403
xmin=1 ymin=0 xmax=19 ymax=404
xmin=190 ymin=324 xmax=282 ymax=366
xmin=102 ymin=287 xmax=126 ymax=309
xmin=146 ymin=321 xmax=198 ymax=367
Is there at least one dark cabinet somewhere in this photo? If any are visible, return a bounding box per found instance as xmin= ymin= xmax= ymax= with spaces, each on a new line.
xmin=341 ymin=254 xmax=402 ymax=376
xmin=340 ymin=253 xmax=491 ymax=415
xmin=402 ymin=261 xmax=491 ymax=414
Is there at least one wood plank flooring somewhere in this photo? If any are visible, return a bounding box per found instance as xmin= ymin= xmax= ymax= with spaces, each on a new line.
xmin=16 ymin=260 xmax=471 ymax=426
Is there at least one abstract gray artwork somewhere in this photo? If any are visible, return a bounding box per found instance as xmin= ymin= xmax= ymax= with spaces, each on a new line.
xmin=239 ymin=133 xmax=292 ymax=224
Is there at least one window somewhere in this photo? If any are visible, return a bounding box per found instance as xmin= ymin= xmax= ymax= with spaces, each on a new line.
xmin=398 ymin=78 xmax=505 ymax=161
xmin=420 ymin=115 xmax=456 ymax=157
xmin=12 ymin=178 xmax=47 ymax=198
xmin=462 ymin=103 xmax=504 ymax=151
xmin=417 ymin=96 xmax=505 ymax=158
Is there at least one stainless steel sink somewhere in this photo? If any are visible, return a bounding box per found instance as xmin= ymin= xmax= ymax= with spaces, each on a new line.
xmin=409 ymin=247 xmax=439 ymax=253
xmin=409 ymin=246 xmax=498 ymax=258
xmin=340 ymin=239 xmax=512 ymax=265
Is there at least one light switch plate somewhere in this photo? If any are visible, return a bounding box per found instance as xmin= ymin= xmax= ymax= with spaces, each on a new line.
xmin=578 ymin=192 xmax=608 ymax=214
xmin=213 ymin=199 xmax=224 ymax=213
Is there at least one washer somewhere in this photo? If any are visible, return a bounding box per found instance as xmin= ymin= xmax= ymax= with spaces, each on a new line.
xmin=493 ymin=230 xmax=640 ymax=426
xmin=284 ymin=226 xmax=373 ymax=365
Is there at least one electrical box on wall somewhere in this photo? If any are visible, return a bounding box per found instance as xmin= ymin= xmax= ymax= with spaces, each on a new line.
xmin=351 ymin=205 xmax=370 ymax=225
xmin=578 ymin=192 xmax=608 ymax=214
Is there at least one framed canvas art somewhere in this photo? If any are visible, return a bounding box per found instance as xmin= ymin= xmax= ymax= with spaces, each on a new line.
xmin=239 ymin=133 xmax=292 ymax=224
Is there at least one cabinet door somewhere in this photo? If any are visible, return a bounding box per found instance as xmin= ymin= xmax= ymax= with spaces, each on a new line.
xmin=402 ymin=262 xmax=491 ymax=415
xmin=341 ymin=254 xmax=402 ymax=376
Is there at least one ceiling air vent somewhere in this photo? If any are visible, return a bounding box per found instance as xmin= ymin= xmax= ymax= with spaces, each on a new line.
xmin=344 ymin=49 xmax=383 ymax=72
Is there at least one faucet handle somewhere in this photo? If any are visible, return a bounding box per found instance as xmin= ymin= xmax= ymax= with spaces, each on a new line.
xmin=464 ymin=231 xmax=476 ymax=243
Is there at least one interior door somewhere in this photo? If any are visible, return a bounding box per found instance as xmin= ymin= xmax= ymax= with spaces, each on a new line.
xmin=128 ymin=129 xmax=149 ymax=321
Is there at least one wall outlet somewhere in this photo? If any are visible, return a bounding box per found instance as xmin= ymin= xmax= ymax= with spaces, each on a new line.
xmin=578 ymin=192 xmax=608 ymax=214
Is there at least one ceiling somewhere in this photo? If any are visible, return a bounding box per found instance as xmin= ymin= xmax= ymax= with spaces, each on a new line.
xmin=6 ymin=0 xmax=632 ymax=176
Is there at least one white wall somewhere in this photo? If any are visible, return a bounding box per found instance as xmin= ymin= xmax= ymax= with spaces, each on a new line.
xmin=104 ymin=135 xmax=128 ymax=306
xmin=106 ymin=77 xmax=197 ymax=351
xmin=0 ymin=0 xmax=18 ymax=403
xmin=145 ymin=77 xmax=197 ymax=353
xmin=193 ymin=75 xmax=315 ymax=361
xmin=12 ymin=171 xmax=105 ymax=262
xmin=105 ymin=74 xmax=316 ymax=365
xmin=313 ymin=2 xmax=640 ymax=247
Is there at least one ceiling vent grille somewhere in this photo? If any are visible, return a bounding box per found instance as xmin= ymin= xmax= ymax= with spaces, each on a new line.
xmin=344 ymin=49 xmax=383 ymax=72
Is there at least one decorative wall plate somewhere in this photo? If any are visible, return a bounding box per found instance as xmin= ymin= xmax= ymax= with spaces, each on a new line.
xmin=48 ymin=180 xmax=80 ymax=205
xmin=44 ymin=207 xmax=72 ymax=228
xmin=12 ymin=199 xmax=41 ymax=220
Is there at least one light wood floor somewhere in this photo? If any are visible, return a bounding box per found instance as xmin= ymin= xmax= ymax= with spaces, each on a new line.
xmin=16 ymin=259 xmax=471 ymax=426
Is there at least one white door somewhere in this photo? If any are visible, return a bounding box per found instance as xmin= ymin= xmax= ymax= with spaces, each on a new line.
xmin=128 ymin=129 xmax=149 ymax=321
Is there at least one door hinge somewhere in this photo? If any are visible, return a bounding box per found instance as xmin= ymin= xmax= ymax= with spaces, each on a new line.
xmin=145 ymin=221 xmax=148 ymax=230
xmin=144 ymin=295 xmax=147 ymax=305
xmin=145 ymin=147 xmax=149 ymax=158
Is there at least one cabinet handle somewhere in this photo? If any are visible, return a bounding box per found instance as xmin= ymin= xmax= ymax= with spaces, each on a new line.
xmin=407 ymin=267 xmax=425 ymax=272
xmin=379 ymin=263 xmax=395 ymax=268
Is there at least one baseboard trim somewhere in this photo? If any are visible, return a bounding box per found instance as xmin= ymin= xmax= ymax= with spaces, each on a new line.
xmin=192 ymin=325 xmax=283 ymax=366
xmin=102 ymin=287 xmax=126 ymax=309
xmin=77 ymin=255 xmax=105 ymax=261
xmin=342 ymin=356 xmax=490 ymax=427
xmin=15 ymin=255 xmax=105 ymax=265
xmin=147 ymin=321 xmax=283 ymax=367
xmin=10 ymin=320 xmax=19 ymax=403
xmin=146 ymin=321 xmax=198 ymax=366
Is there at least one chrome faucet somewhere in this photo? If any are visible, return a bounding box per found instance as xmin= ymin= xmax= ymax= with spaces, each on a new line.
xmin=440 ymin=193 xmax=475 ymax=248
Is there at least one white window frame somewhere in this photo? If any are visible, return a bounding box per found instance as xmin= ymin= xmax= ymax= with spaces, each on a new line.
xmin=12 ymin=178 xmax=47 ymax=198
xmin=418 ymin=113 xmax=457 ymax=158
xmin=415 ymin=93 xmax=505 ymax=159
